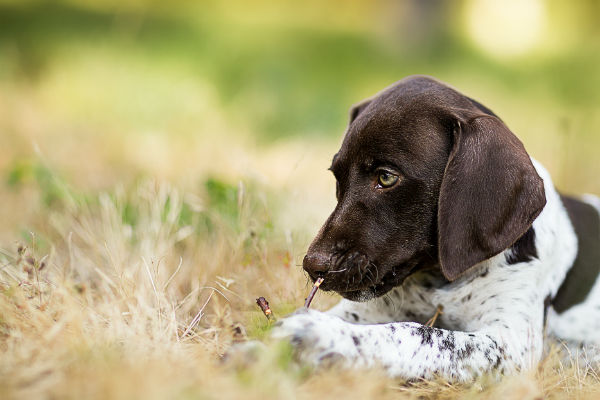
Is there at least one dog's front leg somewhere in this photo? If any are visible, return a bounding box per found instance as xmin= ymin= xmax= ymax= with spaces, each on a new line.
xmin=324 ymin=298 xmax=408 ymax=324
xmin=324 ymin=296 xmax=437 ymax=325
xmin=272 ymin=309 xmax=538 ymax=382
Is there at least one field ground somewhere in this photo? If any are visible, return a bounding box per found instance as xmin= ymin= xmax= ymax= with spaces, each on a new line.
xmin=2 ymin=122 xmax=600 ymax=399
xmin=2 ymin=1 xmax=600 ymax=399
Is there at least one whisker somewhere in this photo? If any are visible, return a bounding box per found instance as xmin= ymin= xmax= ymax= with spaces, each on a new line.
xmin=302 ymin=270 xmax=315 ymax=289
xmin=333 ymin=252 xmax=347 ymax=270
xmin=368 ymin=261 xmax=380 ymax=282
xmin=384 ymin=292 xmax=397 ymax=315
xmin=365 ymin=269 xmax=376 ymax=287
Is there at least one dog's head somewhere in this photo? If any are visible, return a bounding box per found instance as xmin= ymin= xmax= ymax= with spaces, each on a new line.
xmin=303 ymin=76 xmax=546 ymax=301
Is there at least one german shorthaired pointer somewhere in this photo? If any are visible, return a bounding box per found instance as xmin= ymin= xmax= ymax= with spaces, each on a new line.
xmin=272 ymin=76 xmax=600 ymax=381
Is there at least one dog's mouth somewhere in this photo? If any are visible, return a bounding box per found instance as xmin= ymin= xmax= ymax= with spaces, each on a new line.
xmin=311 ymin=259 xmax=421 ymax=302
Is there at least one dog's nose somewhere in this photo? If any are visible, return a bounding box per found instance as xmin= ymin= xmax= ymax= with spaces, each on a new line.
xmin=303 ymin=252 xmax=330 ymax=277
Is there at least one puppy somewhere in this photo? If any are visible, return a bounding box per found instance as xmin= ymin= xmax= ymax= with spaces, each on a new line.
xmin=273 ymin=75 xmax=600 ymax=381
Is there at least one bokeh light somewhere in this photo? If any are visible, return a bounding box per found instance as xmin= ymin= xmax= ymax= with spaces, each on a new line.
xmin=465 ymin=0 xmax=546 ymax=58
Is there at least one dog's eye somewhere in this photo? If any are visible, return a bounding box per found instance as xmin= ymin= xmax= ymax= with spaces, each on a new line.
xmin=377 ymin=171 xmax=399 ymax=188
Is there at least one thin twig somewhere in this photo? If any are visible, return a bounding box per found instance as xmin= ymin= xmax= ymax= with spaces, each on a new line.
xmin=304 ymin=277 xmax=324 ymax=308
xmin=425 ymin=305 xmax=444 ymax=328
xmin=181 ymin=290 xmax=214 ymax=339
xmin=143 ymin=257 xmax=162 ymax=329
xmin=163 ymin=256 xmax=183 ymax=291
xmin=256 ymin=297 xmax=274 ymax=321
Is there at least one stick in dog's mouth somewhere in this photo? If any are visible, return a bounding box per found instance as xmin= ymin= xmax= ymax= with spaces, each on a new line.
xmin=304 ymin=277 xmax=324 ymax=308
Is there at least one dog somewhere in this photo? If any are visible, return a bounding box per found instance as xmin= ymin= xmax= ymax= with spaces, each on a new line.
xmin=272 ymin=75 xmax=600 ymax=382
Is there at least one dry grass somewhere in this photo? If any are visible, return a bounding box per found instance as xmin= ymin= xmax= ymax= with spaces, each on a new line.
xmin=1 ymin=173 xmax=600 ymax=400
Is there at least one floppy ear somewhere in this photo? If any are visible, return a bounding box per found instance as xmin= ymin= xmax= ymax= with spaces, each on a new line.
xmin=349 ymin=99 xmax=372 ymax=124
xmin=438 ymin=115 xmax=546 ymax=281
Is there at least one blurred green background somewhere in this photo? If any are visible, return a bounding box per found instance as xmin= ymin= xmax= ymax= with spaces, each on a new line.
xmin=1 ymin=0 xmax=599 ymax=242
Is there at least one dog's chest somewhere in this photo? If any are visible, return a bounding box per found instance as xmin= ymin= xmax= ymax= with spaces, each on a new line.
xmin=384 ymin=259 xmax=539 ymax=331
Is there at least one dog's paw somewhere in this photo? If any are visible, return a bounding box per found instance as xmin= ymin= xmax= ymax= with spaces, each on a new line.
xmin=271 ymin=309 xmax=362 ymax=368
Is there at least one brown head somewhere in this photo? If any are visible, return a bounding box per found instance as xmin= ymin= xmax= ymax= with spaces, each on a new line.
xmin=303 ymin=75 xmax=546 ymax=301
